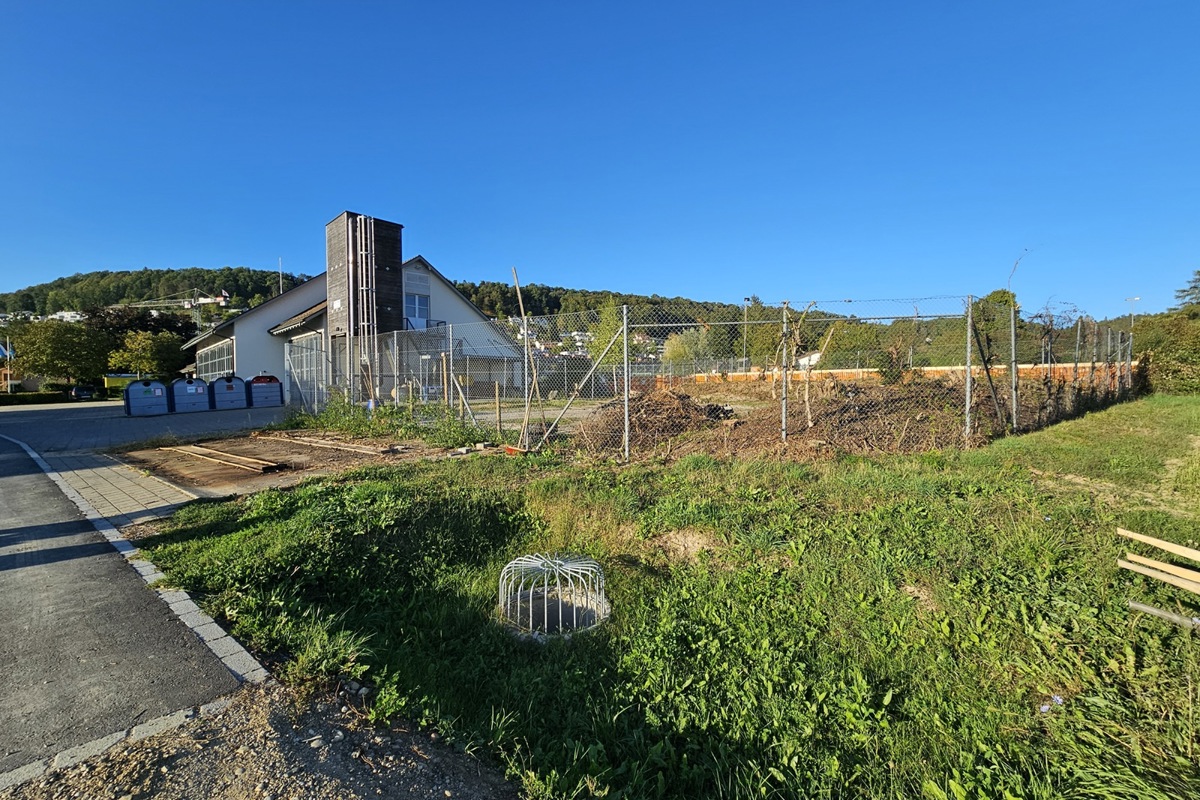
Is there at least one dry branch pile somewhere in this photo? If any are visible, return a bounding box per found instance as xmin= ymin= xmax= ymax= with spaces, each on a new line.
xmin=575 ymin=390 xmax=734 ymax=454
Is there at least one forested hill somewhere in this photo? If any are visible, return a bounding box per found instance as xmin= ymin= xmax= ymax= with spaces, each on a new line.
xmin=1 ymin=266 xmax=744 ymax=321
xmin=0 ymin=267 xmax=311 ymax=315
xmin=452 ymin=280 xmax=743 ymax=320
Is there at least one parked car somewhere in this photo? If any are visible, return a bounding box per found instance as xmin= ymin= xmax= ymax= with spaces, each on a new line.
xmin=68 ymin=385 xmax=96 ymax=401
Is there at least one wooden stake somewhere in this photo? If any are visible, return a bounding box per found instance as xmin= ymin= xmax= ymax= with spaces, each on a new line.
xmin=1118 ymin=559 xmax=1200 ymax=597
xmin=1117 ymin=528 xmax=1200 ymax=564
xmin=1125 ymin=553 xmax=1200 ymax=584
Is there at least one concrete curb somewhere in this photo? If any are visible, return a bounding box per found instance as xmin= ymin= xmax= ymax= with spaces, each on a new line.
xmin=0 ymin=696 xmax=246 ymax=792
xmin=0 ymin=434 xmax=270 ymax=791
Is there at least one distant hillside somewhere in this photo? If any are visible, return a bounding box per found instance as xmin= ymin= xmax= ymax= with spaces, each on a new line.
xmin=452 ymin=280 xmax=744 ymax=321
xmin=0 ymin=267 xmax=311 ymax=315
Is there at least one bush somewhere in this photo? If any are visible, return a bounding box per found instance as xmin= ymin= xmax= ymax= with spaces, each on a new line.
xmin=1136 ymin=313 xmax=1200 ymax=394
xmin=0 ymin=392 xmax=70 ymax=406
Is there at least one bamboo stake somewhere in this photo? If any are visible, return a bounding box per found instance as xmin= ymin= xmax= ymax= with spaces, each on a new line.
xmin=1125 ymin=553 xmax=1200 ymax=584
xmin=1117 ymin=528 xmax=1200 ymax=564
xmin=1128 ymin=601 xmax=1200 ymax=630
xmin=1118 ymin=559 xmax=1200 ymax=597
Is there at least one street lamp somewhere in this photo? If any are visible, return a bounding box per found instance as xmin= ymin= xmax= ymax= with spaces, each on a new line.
xmin=1125 ymin=296 xmax=1140 ymax=331
xmin=742 ymin=297 xmax=750 ymax=369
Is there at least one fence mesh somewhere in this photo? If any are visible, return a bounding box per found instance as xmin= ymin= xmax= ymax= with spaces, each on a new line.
xmin=282 ymin=295 xmax=1139 ymax=460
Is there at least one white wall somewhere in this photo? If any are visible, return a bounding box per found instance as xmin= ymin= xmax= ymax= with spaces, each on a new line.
xmin=230 ymin=275 xmax=327 ymax=379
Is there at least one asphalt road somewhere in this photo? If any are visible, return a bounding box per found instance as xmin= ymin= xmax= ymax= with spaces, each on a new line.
xmin=0 ymin=398 xmax=288 ymax=453
xmin=0 ymin=402 xmax=287 ymax=775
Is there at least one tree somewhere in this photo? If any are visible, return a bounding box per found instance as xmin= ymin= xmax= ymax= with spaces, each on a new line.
xmin=1173 ymin=270 xmax=1200 ymax=316
xmin=12 ymin=321 xmax=110 ymax=383
xmin=108 ymin=331 xmax=189 ymax=378
xmin=662 ymin=327 xmax=712 ymax=364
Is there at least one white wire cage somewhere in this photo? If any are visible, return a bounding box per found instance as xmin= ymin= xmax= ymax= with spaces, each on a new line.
xmin=498 ymin=553 xmax=611 ymax=636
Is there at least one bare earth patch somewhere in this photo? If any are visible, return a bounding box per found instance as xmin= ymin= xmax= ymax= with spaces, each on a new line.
xmin=2 ymin=682 xmax=517 ymax=800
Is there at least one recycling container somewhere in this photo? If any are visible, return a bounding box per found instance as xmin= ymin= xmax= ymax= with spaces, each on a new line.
xmin=209 ymin=375 xmax=248 ymax=410
xmin=169 ymin=377 xmax=211 ymax=413
xmin=123 ymin=380 xmax=169 ymax=417
xmin=247 ymin=375 xmax=283 ymax=407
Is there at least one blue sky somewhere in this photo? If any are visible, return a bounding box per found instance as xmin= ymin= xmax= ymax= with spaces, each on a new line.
xmin=1 ymin=2 xmax=1196 ymax=319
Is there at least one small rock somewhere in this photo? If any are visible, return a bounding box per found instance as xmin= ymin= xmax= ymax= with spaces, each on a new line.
xmin=309 ymin=736 xmax=326 ymax=748
xmin=351 ymin=749 xmax=361 ymax=759
xmin=357 ymin=686 xmax=369 ymax=697
xmin=445 ymin=791 xmax=453 ymax=797
xmin=331 ymin=729 xmax=345 ymax=742
xmin=430 ymin=732 xmax=441 ymax=742
xmin=118 ymin=795 xmax=133 ymax=800
xmin=340 ymin=705 xmax=349 ymax=714
xmin=346 ymin=681 xmax=361 ymax=694
xmin=160 ymin=766 xmax=168 ymax=774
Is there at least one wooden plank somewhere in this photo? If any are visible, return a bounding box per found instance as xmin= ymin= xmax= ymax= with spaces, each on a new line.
xmin=1116 ymin=528 xmax=1200 ymax=564
xmin=1118 ymin=559 xmax=1200 ymax=597
xmin=159 ymin=445 xmax=283 ymax=473
xmin=1125 ymin=553 xmax=1200 ymax=584
xmin=181 ymin=444 xmax=280 ymax=470
xmin=267 ymin=434 xmax=389 ymax=455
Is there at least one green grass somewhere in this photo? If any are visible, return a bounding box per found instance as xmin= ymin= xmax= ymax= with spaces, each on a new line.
xmin=273 ymin=392 xmax=501 ymax=448
xmin=141 ymin=396 xmax=1200 ymax=799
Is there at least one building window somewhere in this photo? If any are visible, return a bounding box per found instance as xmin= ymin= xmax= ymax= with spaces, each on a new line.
xmin=405 ymin=293 xmax=430 ymax=319
xmin=196 ymin=340 xmax=234 ymax=381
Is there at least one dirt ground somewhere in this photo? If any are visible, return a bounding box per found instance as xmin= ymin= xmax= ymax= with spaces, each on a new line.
xmin=3 ymin=681 xmax=517 ymax=800
xmin=117 ymin=431 xmax=464 ymax=497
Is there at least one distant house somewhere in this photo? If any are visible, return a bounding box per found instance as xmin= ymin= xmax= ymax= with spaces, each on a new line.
xmin=186 ymin=211 xmax=522 ymax=407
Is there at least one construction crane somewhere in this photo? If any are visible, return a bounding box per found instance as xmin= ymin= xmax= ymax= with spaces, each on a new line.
xmin=110 ymin=289 xmax=229 ymax=327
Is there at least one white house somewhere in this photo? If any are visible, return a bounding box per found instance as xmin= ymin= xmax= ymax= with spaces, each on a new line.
xmin=186 ymin=212 xmax=523 ymax=408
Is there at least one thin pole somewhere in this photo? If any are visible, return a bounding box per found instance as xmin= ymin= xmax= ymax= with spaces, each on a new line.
xmin=448 ymin=323 xmax=455 ymax=409
xmin=1073 ymin=318 xmax=1081 ymax=386
xmin=622 ymin=304 xmax=630 ymax=462
xmin=742 ymin=298 xmax=749 ymax=369
xmin=965 ymin=296 xmax=973 ymax=445
xmin=1010 ymin=301 xmax=1018 ymax=431
xmin=495 ymin=381 xmax=502 ymax=436
xmin=781 ymin=302 xmax=789 ymax=444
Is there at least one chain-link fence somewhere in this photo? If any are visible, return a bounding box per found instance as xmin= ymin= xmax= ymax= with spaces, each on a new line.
xmin=283 ymin=295 xmax=1139 ymax=460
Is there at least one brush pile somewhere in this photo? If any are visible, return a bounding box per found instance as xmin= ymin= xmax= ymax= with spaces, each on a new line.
xmin=575 ymin=390 xmax=734 ymax=454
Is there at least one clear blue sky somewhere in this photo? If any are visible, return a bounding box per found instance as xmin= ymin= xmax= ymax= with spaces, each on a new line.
xmin=2 ymin=2 xmax=1196 ymax=319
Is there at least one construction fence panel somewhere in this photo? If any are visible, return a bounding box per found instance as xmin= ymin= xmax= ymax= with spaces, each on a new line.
xmin=283 ymin=295 xmax=1139 ymax=461
xmin=972 ymin=299 xmax=1138 ymax=436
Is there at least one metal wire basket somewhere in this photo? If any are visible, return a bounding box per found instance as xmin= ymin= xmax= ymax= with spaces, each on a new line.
xmin=498 ymin=553 xmax=610 ymax=636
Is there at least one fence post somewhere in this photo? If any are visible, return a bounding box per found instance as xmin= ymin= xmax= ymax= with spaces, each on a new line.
xmin=1010 ymin=301 xmax=1018 ymax=432
xmin=781 ymin=302 xmax=789 ymax=445
xmin=965 ymin=296 xmax=973 ymax=445
xmin=1123 ymin=331 xmax=1132 ymax=393
xmin=448 ymin=323 xmax=455 ymax=408
xmin=622 ymin=305 xmax=630 ymax=463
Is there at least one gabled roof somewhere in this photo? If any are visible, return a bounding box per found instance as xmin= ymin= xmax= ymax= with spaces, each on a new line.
xmin=183 ymin=274 xmax=326 ymax=350
xmin=270 ymin=300 xmax=327 ymax=336
xmin=403 ymin=255 xmax=493 ymax=324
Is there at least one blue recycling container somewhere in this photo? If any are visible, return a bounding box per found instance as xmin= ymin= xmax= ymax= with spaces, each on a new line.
xmin=123 ymin=380 xmax=169 ymax=417
xmin=169 ymin=378 xmax=211 ymax=413
xmin=247 ymin=375 xmax=283 ymax=407
xmin=209 ymin=375 xmax=248 ymax=410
